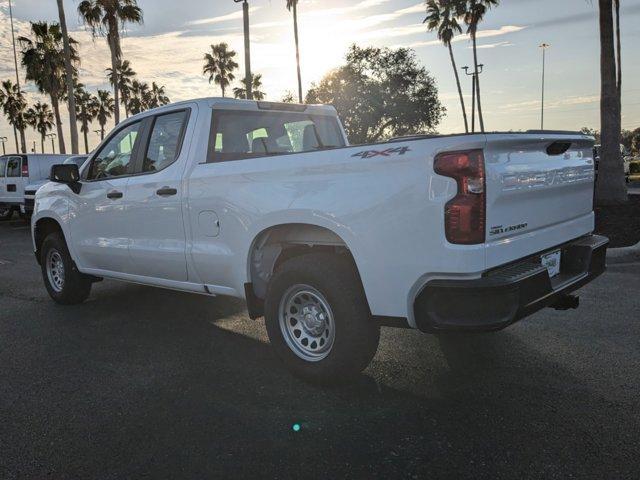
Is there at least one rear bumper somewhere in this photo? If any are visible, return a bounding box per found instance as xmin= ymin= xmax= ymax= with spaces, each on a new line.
xmin=414 ymin=234 xmax=609 ymax=333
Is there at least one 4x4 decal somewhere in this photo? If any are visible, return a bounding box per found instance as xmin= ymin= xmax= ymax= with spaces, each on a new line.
xmin=351 ymin=146 xmax=411 ymax=159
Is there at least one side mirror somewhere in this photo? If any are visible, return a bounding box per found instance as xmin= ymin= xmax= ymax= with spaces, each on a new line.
xmin=50 ymin=164 xmax=81 ymax=193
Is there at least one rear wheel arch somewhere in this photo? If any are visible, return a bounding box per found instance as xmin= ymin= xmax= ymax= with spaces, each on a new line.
xmin=246 ymin=223 xmax=368 ymax=316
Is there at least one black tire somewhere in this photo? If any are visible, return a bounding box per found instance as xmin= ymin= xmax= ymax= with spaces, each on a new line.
xmin=40 ymin=232 xmax=92 ymax=305
xmin=0 ymin=206 xmax=14 ymax=221
xmin=264 ymin=253 xmax=380 ymax=384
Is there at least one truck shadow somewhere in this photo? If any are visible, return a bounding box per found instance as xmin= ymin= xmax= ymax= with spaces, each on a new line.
xmin=2 ymin=282 xmax=634 ymax=479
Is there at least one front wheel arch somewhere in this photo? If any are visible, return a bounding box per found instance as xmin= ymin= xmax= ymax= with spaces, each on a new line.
xmin=34 ymin=218 xmax=65 ymax=265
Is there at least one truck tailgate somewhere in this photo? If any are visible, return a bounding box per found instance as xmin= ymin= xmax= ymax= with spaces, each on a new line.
xmin=483 ymin=133 xmax=596 ymax=268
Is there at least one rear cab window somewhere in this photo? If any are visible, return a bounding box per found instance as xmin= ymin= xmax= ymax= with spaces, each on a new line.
xmin=210 ymin=109 xmax=345 ymax=162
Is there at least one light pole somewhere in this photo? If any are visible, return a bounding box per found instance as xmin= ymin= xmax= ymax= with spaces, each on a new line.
xmin=0 ymin=137 xmax=7 ymax=155
xmin=234 ymin=0 xmax=253 ymax=100
xmin=462 ymin=64 xmax=484 ymax=133
xmin=8 ymin=0 xmax=25 ymax=153
xmin=540 ymin=43 xmax=550 ymax=130
xmin=47 ymin=133 xmax=57 ymax=154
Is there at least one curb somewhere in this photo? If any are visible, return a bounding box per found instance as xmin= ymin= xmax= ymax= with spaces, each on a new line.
xmin=607 ymin=242 xmax=640 ymax=265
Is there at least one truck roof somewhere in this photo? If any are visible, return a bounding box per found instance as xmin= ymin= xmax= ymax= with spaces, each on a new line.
xmin=128 ymin=97 xmax=338 ymax=120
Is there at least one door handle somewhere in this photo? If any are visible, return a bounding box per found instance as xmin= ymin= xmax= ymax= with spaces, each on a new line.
xmin=156 ymin=187 xmax=177 ymax=196
xmin=106 ymin=190 xmax=123 ymax=199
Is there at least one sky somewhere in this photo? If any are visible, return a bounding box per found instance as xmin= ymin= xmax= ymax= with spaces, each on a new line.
xmin=1 ymin=0 xmax=639 ymax=153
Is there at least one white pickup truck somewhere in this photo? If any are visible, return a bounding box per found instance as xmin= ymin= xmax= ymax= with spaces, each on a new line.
xmin=32 ymin=98 xmax=608 ymax=382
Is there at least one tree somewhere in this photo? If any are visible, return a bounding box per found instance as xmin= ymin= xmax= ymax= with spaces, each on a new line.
xmin=24 ymin=101 xmax=54 ymax=153
xmin=614 ymin=0 xmax=621 ymax=101
xmin=629 ymin=128 xmax=640 ymax=156
xmin=107 ymin=59 xmax=136 ymax=118
xmin=424 ymin=0 xmax=469 ymax=133
xmin=462 ymin=0 xmax=498 ymax=132
xmin=147 ymin=82 xmax=170 ymax=109
xmin=95 ymin=89 xmax=114 ymax=140
xmin=128 ymin=80 xmax=150 ymax=114
xmin=306 ymin=45 xmax=444 ymax=144
xmin=77 ymin=0 xmax=143 ymax=125
xmin=56 ymin=0 xmax=79 ymax=154
xmin=19 ymin=21 xmax=79 ymax=154
xmin=580 ymin=127 xmax=601 ymax=144
xmin=203 ymin=43 xmax=238 ymax=97
xmin=233 ymin=74 xmax=266 ymax=100
xmin=75 ymin=84 xmax=99 ymax=153
xmin=0 ymin=80 xmax=27 ymax=153
xmin=596 ymin=0 xmax=627 ymax=204
xmin=286 ymin=0 xmax=303 ymax=103
xmin=281 ymin=91 xmax=296 ymax=103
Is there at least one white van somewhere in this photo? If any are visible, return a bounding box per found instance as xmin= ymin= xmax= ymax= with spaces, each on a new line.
xmin=22 ymin=155 xmax=88 ymax=216
xmin=0 ymin=154 xmax=70 ymax=220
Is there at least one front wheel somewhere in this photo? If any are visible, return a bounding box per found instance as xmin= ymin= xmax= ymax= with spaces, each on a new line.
xmin=40 ymin=232 xmax=92 ymax=305
xmin=264 ymin=253 xmax=380 ymax=384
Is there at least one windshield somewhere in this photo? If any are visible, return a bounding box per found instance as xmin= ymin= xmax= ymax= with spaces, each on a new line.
xmin=210 ymin=110 xmax=345 ymax=162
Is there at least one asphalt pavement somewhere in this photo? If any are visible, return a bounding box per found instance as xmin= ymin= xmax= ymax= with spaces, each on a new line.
xmin=1 ymin=218 xmax=639 ymax=479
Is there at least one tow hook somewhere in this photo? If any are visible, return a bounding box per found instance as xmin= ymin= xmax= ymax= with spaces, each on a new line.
xmin=552 ymin=294 xmax=580 ymax=311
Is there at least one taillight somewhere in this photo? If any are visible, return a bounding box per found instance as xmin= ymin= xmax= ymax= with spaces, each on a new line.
xmin=434 ymin=149 xmax=486 ymax=245
xmin=21 ymin=157 xmax=28 ymax=177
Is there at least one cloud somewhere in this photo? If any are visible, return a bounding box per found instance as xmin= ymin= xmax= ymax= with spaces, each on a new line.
xmin=472 ymin=41 xmax=514 ymax=49
xmin=500 ymin=95 xmax=599 ymax=112
xmin=186 ymin=6 xmax=261 ymax=26
xmin=531 ymin=4 xmax=640 ymax=29
xmin=405 ymin=25 xmax=526 ymax=48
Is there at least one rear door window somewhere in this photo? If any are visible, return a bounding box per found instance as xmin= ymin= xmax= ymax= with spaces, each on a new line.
xmin=141 ymin=110 xmax=189 ymax=173
xmin=210 ymin=110 xmax=345 ymax=162
xmin=0 ymin=157 xmax=7 ymax=177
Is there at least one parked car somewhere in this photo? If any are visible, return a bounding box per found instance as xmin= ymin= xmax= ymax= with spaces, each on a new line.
xmin=0 ymin=154 xmax=70 ymax=221
xmin=629 ymin=157 xmax=640 ymax=182
xmin=21 ymin=155 xmax=88 ymax=217
xmin=593 ymin=144 xmax=631 ymax=182
xmin=31 ymin=98 xmax=608 ymax=382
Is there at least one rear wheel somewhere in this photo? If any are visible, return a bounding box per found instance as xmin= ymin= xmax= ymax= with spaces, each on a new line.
xmin=264 ymin=253 xmax=380 ymax=384
xmin=0 ymin=206 xmax=14 ymax=221
xmin=40 ymin=232 xmax=92 ymax=305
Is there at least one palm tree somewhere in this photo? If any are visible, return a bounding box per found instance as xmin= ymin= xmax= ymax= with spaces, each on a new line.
xmin=75 ymin=84 xmax=99 ymax=153
xmin=128 ymin=80 xmax=150 ymax=115
xmin=425 ymin=0 xmax=469 ymax=133
xmin=147 ymin=82 xmax=170 ymax=109
xmin=19 ymin=21 xmax=79 ymax=154
xmin=281 ymin=91 xmax=296 ymax=103
xmin=286 ymin=0 xmax=303 ymax=103
xmin=24 ymin=101 xmax=54 ymax=153
xmin=203 ymin=43 xmax=239 ymax=97
xmin=95 ymin=89 xmax=114 ymax=140
xmin=106 ymin=59 xmax=136 ymax=118
xmin=0 ymin=80 xmax=27 ymax=153
xmin=56 ymin=0 xmax=79 ymax=154
xmin=462 ymin=0 xmax=498 ymax=133
xmin=233 ymin=74 xmax=266 ymax=100
xmin=77 ymin=0 xmax=143 ymax=125
xmin=595 ymin=0 xmax=627 ymax=204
